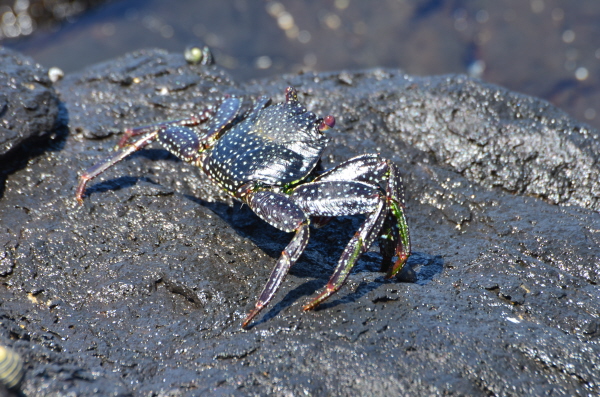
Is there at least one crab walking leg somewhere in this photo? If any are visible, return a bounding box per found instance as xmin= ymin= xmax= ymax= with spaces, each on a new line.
xmin=311 ymin=154 xmax=411 ymax=277
xmin=76 ymin=98 xmax=244 ymax=204
xmin=317 ymin=156 xmax=411 ymax=278
xmin=241 ymin=190 xmax=312 ymax=328
xmin=303 ymin=198 xmax=387 ymax=311
xmin=314 ymin=153 xmax=388 ymax=183
xmin=76 ymin=131 xmax=158 ymax=203
xmin=384 ymin=198 xmax=410 ymax=277
xmin=383 ymin=162 xmax=411 ymax=278
xmin=116 ymin=113 xmax=210 ymax=148
xmin=378 ymin=212 xmax=399 ymax=272
xmin=155 ymin=99 xmax=241 ymax=163
xmin=289 ymin=180 xmax=387 ymax=311
xmin=118 ymin=97 xmax=241 ymax=149
xmin=194 ymin=97 xmax=242 ymax=148
xmin=242 ymin=223 xmax=310 ymax=328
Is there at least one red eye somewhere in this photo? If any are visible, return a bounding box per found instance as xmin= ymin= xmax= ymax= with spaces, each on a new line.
xmin=319 ymin=115 xmax=335 ymax=131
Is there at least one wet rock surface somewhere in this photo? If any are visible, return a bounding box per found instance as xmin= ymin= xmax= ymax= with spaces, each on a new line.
xmin=0 ymin=48 xmax=598 ymax=396
xmin=0 ymin=48 xmax=59 ymax=157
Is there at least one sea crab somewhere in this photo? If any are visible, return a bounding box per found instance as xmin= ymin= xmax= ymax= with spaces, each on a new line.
xmin=75 ymin=87 xmax=411 ymax=328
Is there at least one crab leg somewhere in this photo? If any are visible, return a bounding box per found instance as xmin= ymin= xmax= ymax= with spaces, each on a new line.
xmin=314 ymin=153 xmax=388 ymax=183
xmin=241 ymin=191 xmax=311 ymax=328
xmin=76 ymin=131 xmax=158 ymax=203
xmin=116 ymin=98 xmax=241 ymax=148
xmin=382 ymin=162 xmax=411 ymax=277
xmin=288 ymin=179 xmax=384 ymax=308
xmin=116 ymin=113 xmax=211 ymax=148
xmin=291 ymin=156 xmax=411 ymax=310
xmin=242 ymin=223 xmax=309 ymax=328
xmin=316 ymin=155 xmax=411 ymax=277
xmin=195 ymin=97 xmax=242 ymax=148
xmin=304 ymin=197 xmax=388 ymax=310
xmin=76 ymin=97 xmax=242 ymax=203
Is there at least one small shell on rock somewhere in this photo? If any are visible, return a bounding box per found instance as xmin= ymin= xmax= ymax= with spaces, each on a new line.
xmin=0 ymin=345 xmax=24 ymax=389
xmin=337 ymin=71 xmax=353 ymax=86
xmin=48 ymin=67 xmax=64 ymax=83
xmin=184 ymin=45 xmax=214 ymax=65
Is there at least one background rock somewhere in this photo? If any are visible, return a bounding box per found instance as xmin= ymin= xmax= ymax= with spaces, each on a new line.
xmin=0 ymin=48 xmax=59 ymax=157
xmin=0 ymin=49 xmax=598 ymax=396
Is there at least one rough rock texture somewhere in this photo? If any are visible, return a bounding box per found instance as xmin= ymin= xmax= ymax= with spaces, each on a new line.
xmin=0 ymin=48 xmax=599 ymax=396
xmin=0 ymin=47 xmax=59 ymax=157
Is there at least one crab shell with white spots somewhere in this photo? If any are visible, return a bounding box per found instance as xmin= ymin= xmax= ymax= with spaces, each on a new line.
xmin=203 ymin=90 xmax=330 ymax=195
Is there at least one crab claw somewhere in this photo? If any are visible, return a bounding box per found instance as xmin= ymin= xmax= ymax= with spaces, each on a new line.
xmin=318 ymin=115 xmax=335 ymax=132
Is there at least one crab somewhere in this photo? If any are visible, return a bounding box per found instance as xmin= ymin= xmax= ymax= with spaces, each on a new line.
xmin=75 ymin=86 xmax=411 ymax=328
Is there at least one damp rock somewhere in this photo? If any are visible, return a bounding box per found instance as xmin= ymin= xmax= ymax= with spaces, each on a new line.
xmin=0 ymin=50 xmax=598 ymax=396
xmin=0 ymin=47 xmax=60 ymax=157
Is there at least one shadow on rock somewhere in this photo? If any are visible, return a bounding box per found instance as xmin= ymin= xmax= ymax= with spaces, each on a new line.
xmin=250 ymin=251 xmax=443 ymax=329
xmin=0 ymin=48 xmax=67 ymax=200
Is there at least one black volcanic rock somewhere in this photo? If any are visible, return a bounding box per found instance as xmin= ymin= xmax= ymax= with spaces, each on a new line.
xmin=0 ymin=47 xmax=59 ymax=157
xmin=0 ymin=49 xmax=598 ymax=396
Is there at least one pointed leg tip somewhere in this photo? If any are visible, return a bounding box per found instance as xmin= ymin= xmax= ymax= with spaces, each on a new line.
xmin=303 ymin=288 xmax=333 ymax=311
xmin=242 ymin=314 xmax=256 ymax=329
xmin=386 ymin=254 xmax=409 ymax=278
xmin=303 ymin=299 xmax=318 ymax=312
xmin=75 ymin=187 xmax=86 ymax=204
xmin=242 ymin=304 xmax=264 ymax=329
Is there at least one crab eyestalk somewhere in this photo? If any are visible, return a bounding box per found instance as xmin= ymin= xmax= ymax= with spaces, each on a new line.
xmin=285 ymin=86 xmax=298 ymax=102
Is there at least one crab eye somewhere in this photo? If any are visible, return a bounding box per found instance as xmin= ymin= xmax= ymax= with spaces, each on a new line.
xmin=318 ymin=115 xmax=335 ymax=132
